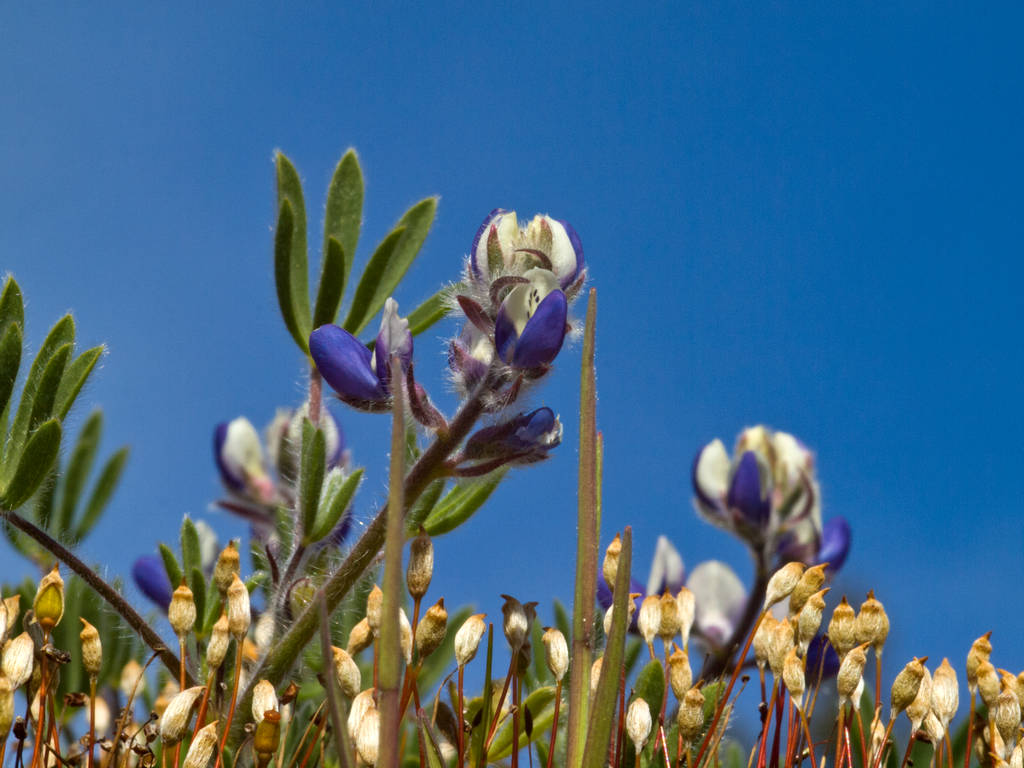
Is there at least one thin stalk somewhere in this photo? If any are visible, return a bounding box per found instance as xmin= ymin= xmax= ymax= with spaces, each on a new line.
xmin=900 ymin=732 xmax=917 ymax=768
xmin=297 ymin=714 xmax=328 ymax=768
xmin=770 ymin=687 xmax=785 ymax=768
xmin=87 ymin=677 xmax=97 ymax=768
xmin=192 ymin=673 xmax=216 ymax=740
xmin=875 ymin=654 xmax=883 ymax=713
xmin=799 ymin=708 xmax=819 ymax=768
xmin=546 ymin=679 xmax=563 ymax=768
xmin=964 ymin=692 xmax=976 ymax=768
xmin=483 ymin=658 xmax=516 ymax=752
xmin=214 ymin=640 xmax=244 ymax=768
xmin=284 ymin=703 xmax=327 ymax=768
xmin=30 ymin=635 xmax=49 ymax=768
xmin=872 ymin=719 xmax=897 ymax=768
xmin=457 ymin=665 xmax=466 ymax=768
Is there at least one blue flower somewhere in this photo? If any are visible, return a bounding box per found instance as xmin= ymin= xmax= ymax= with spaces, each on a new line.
xmin=470 ymin=210 xmax=584 ymax=290
xmin=493 ymin=269 xmax=569 ymax=368
xmin=816 ymin=516 xmax=851 ymax=573
xmin=132 ymin=555 xmax=173 ymax=611
xmin=462 ymin=407 xmax=563 ymax=464
xmin=214 ymin=417 xmax=275 ymax=503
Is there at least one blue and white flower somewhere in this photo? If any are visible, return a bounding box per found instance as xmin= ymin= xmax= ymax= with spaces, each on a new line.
xmin=469 ymin=209 xmax=584 ymax=291
xmin=493 ymin=268 xmax=569 ymax=369
xmin=214 ymin=417 xmax=275 ymax=503
xmin=461 ymin=407 xmax=563 ymax=469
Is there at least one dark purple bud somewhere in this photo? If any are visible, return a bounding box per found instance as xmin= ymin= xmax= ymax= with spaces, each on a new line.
xmin=818 ymin=516 xmax=851 ymax=573
xmin=727 ymin=451 xmax=770 ymax=526
xmin=463 ymin=407 xmax=562 ymax=461
xmin=310 ymin=324 xmax=387 ymax=403
xmin=132 ymin=555 xmax=173 ymax=611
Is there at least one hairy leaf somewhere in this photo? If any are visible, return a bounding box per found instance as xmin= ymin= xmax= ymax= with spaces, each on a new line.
xmin=73 ymin=446 xmax=128 ymax=541
xmin=0 ymin=322 xmax=22 ymax=418
xmin=308 ymin=467 xmax=362 ymax=543
xmin=1 ymin=418 xmax=61 ymax=509
xmin=322 ymin=149 xmax=363 ymax=299
xmin=298 ymin=419 xmax=327 ymax=540
xmin=56 ymin=410 xmax=103 ymax=534
xmin=312 ymin=237 xmax=347 ymax=329
xmin=54 ymin=345 xmax=104 ymax=420
xmin=421 ymin=471 xmax=506 ymax=536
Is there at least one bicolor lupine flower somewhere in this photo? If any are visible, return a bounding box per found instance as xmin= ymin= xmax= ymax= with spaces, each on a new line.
xmin=459 ymin=407 xmax=563 ymax=472
xmin=469 ymin=209 xmax=584 ymax=292
xmin=310 ymin=298 xmax=413 ymax=409
xmin=493 ymin=268 xmax=569 ymax=368
xmin=686 ymin=560 xmax=747 ymax=647
xmin=215 ymin=417 xmax=275 ymax=503
xmin=132 ymin=555 xmax=173 ymax=611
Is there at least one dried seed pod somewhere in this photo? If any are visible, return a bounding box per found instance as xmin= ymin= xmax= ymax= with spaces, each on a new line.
xmin=406 ymin=529 xmax=433 ymax=599
xmin=79 ymin=618 xmax=103 ymax=677
xmin=923 ymin=711 xmax=945 ymax=745
xmin=789 ymin=564 xmax=827 ymax=616
xmin=253 ymin=711 xmax=281 ymax=767
xmin=637 ymin=595 xmax=662 ymax=655
xmin=837 ymin=643 xmax=870 ymax=709
xmin=354 ymin=706 xmax=380 ymax=766
xmin=932 ymin=658 xmax=960 ymax=728
xmin=891 ymin=656 xmax=928 ymax=720
xmin=331 ymin=647 xmax=361 ymax=698
xmin=590 ymin=657 xmax=603 ymax=700
xmin=854 ymin=591 xmax=890 ymax=656
xmin=797 ymin=589 xmax=829 ymax=655
xmin=602 ymin=534 xmax=621 ymax=590
xmin=0 ymin=601 xmax=9 ymax=647
xmin=783 ymin=647 xmax=806 ymax=709
xmin=346 ymin=618 xmax=374 ymax=656
xmin=906 ymin=664 xmax=932 ymax=731
xmin=542 ymin=627 xmax=569 ymax=682
xmin=626 ymin=698 xmax=652 ymax=755
xmin=0 ymin=676 xmax=13 ymax=741
xmin=768 ymin=618 xmax=796 ymax=678
xmin=159 ymin=686 xmax=206 ymax=744
xmin=677 ymin=686 xmax=706 ymax=745
xmin=3 ymin=596 xmax=19 ymax=636
xmin=868 ymin=711 xmax=886 ymax=765
xmin=34 ymin=565 xmax=64 ymax=632
xmin=415 ymin=599 xmax=448 ymax=659
xmin=500 ymin=595 xmax=530 ymax=650
xmin=365 ymin=585 xmax=383 ymax=632
xmin=828 ymin=596 xmax=857 ymax=661
xmin=454 ymin=614 xmax=486 ymax=668
xmin=979 ymin=661 xmax=1001 ymax=709
xmin=399 ymin=609 xmax=413 ymax=666
xmin=763 ymin=562 xmax=805 ymax=610
xmin=251 ymin=680 xmax=278 ymax=723
xmin=227 ymin=574 xmax=251 ymax=637
xmin=753 ymin=614 xmax=778 ymax=672
xmin=183 ymin=720 xmax=219 ymax=768
xmin=967 ymin=632 xmax=993 ymax=693
xmin=658 ymin=590 xmax=682 ymax=643
xmin=169 ymin=583 xmax=197 ymax=638
xmin=213 ymin=541 xmax=240 ymax=596
xmin=676 ymin=587 xmax=695 ymax=649
xmin=994 ymin=684 xmax=1021 ymax=749
xmin=207 ymin=614 xmax=230 ymax=670
xmin=347 ymin=689 xmax=376 ymax=741
xmin=668 ymin=644 xmax=692 ymax=701
xmin=1011 ymin=743 xmax=1024 ymax=768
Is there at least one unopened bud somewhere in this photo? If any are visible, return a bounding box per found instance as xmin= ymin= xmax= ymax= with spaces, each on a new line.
xmin=207 ymin=614 xmax=230 ymax=670
xmin=932 ymin=658 xmax=960 ymax=727
xmin=837 ymin=643 xmax=870 ymax=707
xmin=399 ymin=609 xmax=413 ymax=666
xmin=994 ymin=686 xmax=1021 ymax=748
xmin=828 ymin=596 xmax=857 ymax=660
xmin=626 ymin=698 xmax=652 ymax=755
xmin=967 ymin=632 xmax=993 ymax=693
xmin=891 ymin=656 xmax=928 ymax=719
xmin=365 ymin=585 xmax=383 ymax=632
xmin=160 ymin=686 xmax=205 ymax=744
xmin=169 ymin=582 xmax=197 ymax=638
xmin=406 ymin=530 xmax=433 ymax=599
xmin=797 ymin=589 xmax=828 ymax=654
xmin=637 ymin=595 xmax=662 ymax=654
xmin=979 ymin=660 xmax=1001 ymax=709
xmin=2 ymin=632 xmax=33 ymax=688
xmin=677 ymin=686 xmax=705 ymax=744
xmin=454 ymin=614 xmax=486 ymax=667
xmin=768 ymin=618 xmax=795 ymax=678
xmin=0 ymin=676 xmax=12 ymax=739
xmin=253 ymin=710 xmax=281 ymax=765
xmin=501 ymin=595 xmax=534 ymax=651
xmin=182 ymin=720 xmax=218 ymax=768
xmin=668 ymin=644 xmax=692 ymax=700
xmin=415 ymin=599 xmax=448 ymax=659
xmin=541 ymin=627 xmax=568 ymax=681
xmin=906 ymin=665 xmax=932 ymax=731
xmin=676 ymin=587 xmax=695 ymax=649
xmin=251 ymin=680 xmax=278 ymax=723
xmin=854 ymin=591 xmax=890 ymax=656
xmin=590 ymin=657 xmax=603 ymax=700
xmin=763 ymin=562 xmax=804 ymax=610
xmin=79 ymin=618 xmax=102 ymax=677
xmin=346 ymin=618 xmax=373 ymax=656
xmin=602 ymin=534 xmax=621 ymax=591
xmin=227 ymin=573 xmax=251 ymax=637
xmin=34 ymin=565 xmax=64 ymax=632
xmin=788 ymin=564 xmax=827 ymax=616
xmin=783 ymin=647 xmax=806 ymax=709
xmin=331 ymin=647 xmax=361 ymax=698
xmin=355 ymin=705 xmax=380 ymax=765
xmin=213 ymin=542 xmax=240 ymax=596
xmin=753 ymin=615 xmax=778 ymax=672
xmin=658 ymin=590 xmax=681 ymax=643
xmin=347 ymin=689 xmax=375 ymax=742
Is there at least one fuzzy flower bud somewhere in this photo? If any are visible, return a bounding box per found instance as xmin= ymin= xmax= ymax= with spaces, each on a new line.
xmin=399 ymin=609 xmax=413 ymax=666
xmin=207 ymin=614 xmax=230 ymax=670
xmin=637 ymin=595 xmax=662 ymax=654
xmin=967 ymin=632 xmax=993 ymax=693
xmin=366 ymin=585 xmax=383 ymax=633
xmin=79 ymin=618 xmax=102 ymax=677
xmin=788 ymin=564 xmax=827 ymax=616
xmin=501 ymin=595 xmax=530 ymax=650
xmin=347 ymin=618 xmax=373 ymax=656
xmin=994 ymin=685 xmax=1021 ymax=748
xmin=347 ymin=689 xmax=375 ymax=742
xmin=406 ymin=530 xmax=434 ymax=600
xmin=160 ymin=686 xmax=205 ymax=744
xmin=415 ymin=599 xmax=448 ymax=659
xmin=602 ymin=534 xmax=621 ymax=593
xmin=213 ymin=542 xmax=240 ymax=596
xmin=626 ymin=698 xmax=652 ymax=755
xmin=783 ymin=647 xmax=806 ymax=709
xmin=828 ymin=596 xmax=858 ymax=661
xmin=906 ymin=665 xmax=933 ymax=732
xmin=763 ymin=562 xmax=804 ymax=611
xmin=539 ymin=627 xmax=568 ymax=682
xmin=797 ymin=589 xmax=828 ymax=655
xmin=676 ymin=587 xmax=695 ymax=649
xmin=854 ymin=591 xmax=890 ymax=656
xmin=891 ymin=657 xmax=929 ymax=719
xmin=838 ymin=643 xmax=870 ymax=708
xmin=753 ymin=615 xmax=778 ymax=672
xmin=658 ymin=590 xmax=682 ymax=644
xmin=668 ymin=644 xmax=692 ymax=701
xmin=331 ymin=647 xmax=361 ymax=698
xmin=979 ymin=660 xmax=1001 ymax=709
xmin=183 ymin=720 xmax=219 ymax=768
xmin=768 ymin=618 xmax=796 ymax=678
xmin=354 ymin=706 xmax=380 ymax=766
xmin=677 ymin=687 xmax=706 ymax=744
xmin=251 ymin=680 xmax=278 ymax=723
xmin=5 ymin=633 xmax=36 ymax=688
xmin=33 ymin=565 xmax=64 ymax=632
xmin=932 ymin=658 xmax=960 ymax=728
xmin=227 ymin=573 xmax=251 ymax=637
xmin=169 ymin=582 xmax=197 ymax=638
xmin=454 ymin=614 xmax=486 ymax=667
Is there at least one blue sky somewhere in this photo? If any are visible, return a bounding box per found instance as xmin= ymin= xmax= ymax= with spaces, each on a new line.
xmin=3 ymin=1 xmax=1023 ymax=693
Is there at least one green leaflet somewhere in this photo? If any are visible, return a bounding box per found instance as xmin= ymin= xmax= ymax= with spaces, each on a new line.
xmin=275 ymin=152 xmax=311 ymax=343
xmin=312 ymin=237 xmax=346 ymax=329
xmin=56 ymin=410 xmax=103 ymax=534
xmin=180 ymin=516 xmax=202 ymax=578
xmin=308 ymin=467 xmax=362 ymax=543
xmin=0 ymin=276 xmax=24 ymax=333
xmin=404 ymin=476 xmax=445 ymax=535
xmin=0 ymin=322 xmax=22 ymax=418
xmin=273 ymin=200 xmax=311 ymax=353
xmin=159 ymin=543 xmax=183 ymax=588
xmin=54 ymin=345 xmax=104 ymax=420
xmin=421 ymin=471 xmax=506 ymax=536
xmin=406 ymin=285 xmax=451 ymax=337
xmin=298 ymin=419 xmax=327 ymax=539
xmin=73 ymin=446 xmax=128 ymax=542
xmin=27 ymin=343 xmax=70 ymax=432
xmin=1 ymin=418 xmax=61 ymax=509
xmin=322 ymin=149 xmax=363 ymax=300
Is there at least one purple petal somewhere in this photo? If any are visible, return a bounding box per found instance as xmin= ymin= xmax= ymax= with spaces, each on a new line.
xmin=493 ymin=302 xmax=517 ymax=363
xmin=310 ymin=325 xmax=387 ymax=402
xmin=510 ymin=290 xmax=568 ymax=368
xmin=556 ymin=218 xmax=584 ymax=288
xmin=727 ymin=451 xmax=770 ymax=526
xmin=213 ymin=422 xmax=244 ymax=491
xmin=132 ymin=555 xmax=173 ymax=611
xmin=818 ymin=517 xmax=851 ymax=573
xmin=470 ymin=208 xmax=506 ymax=282
xmin=514 ymin=407 xmax=557 ymax=446
xmin=596 ymin=572 xmax=646 ymax=632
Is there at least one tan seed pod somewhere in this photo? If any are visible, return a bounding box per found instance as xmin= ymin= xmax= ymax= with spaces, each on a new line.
xmin=625 ymin=698 xmax=652 ymax=755
xmin=923 ymin=710 xmax=945 ymax=744
xmin=207 ymin=613 xmax=230 ymax=670
xmin=3 ymin=596 xmax=19 ymax=634
xmin=788 ymin=564 xmax=827 ymax=616
xmin=868 ymin=711 xmax=886 ymax=765
xmin=182 ymin=720 xmax=219 ymax=768
xmin=676 ymin=587 xmax=695 ymax=649
xmin=768 ymin=618 xmax=795 ymax=678
xmin=354 ymin=705 xmax=380 ymax=766
xmin=159 ymin=686 xmax=205 ymax=744
xmin=932 ymin=658 xmax=960 ymax=727
xmin=454 ymin=614 xmax=486 ymax=667
xmin=590 ymin=657 xmax=604 ymax=700
xmin=837 ymin=643 xmax=870 ymax=708
xmin=783 ymin=647 xmax=806 ymax=709
xmin=967 ymin=632 xmax=993 ymax=693
xmin=763 ymin=562 xmax=805 ymax=610
xmin=169 ymin=582 xmax=197 ymax=638
xmin=0 ymin=676 xmax=13 ymax=740
xmin=406 ymin=529 xmax=434 ymax=600
xmin=79 ymin=618 xmax=103 ymax=677
xmin=994 ymin=685 xmax=1021 ymax=748
xmin=668 ymin=644 xmax=692 ymax=701
xmin=828 ymin=596 xmax=857 ymax=661
xmin=906 ymin=664 xmax=932 ymax=732
xmin=854 ymin=591 xmax=890 ymax=656
xmin=797 ymin=589 xmax=829 ymax=655
xmin=1015 ymin=671 xmax=1024 ymax=713
xmin=348 ymin=689 xmax=375 ymax=740
xmin=399 ymin=609 xmax=413 ymax=666
xmin=347 ymin=617 xmax=374 ymax=656
xmin=979 ymin=660 xmax=1001 ymax=709
xmin=213 ymin=541 xmax=240 ymax=596
xmin=1011 ymin=743 xmax=1024 ymax=768
xmin=677 ymin=686 xmax=706 ymax=744
xmin=658 ymin=590 xmax=682 ymax=643
xmin=251 ymin=680 xmax=278 ymax=723
xmin=0 ymin=600 xmax=8 ymax=646
xmin=500 ymin=595 xmax=530 ymax=650
xmin=979 ymin=721 xmax=1006 ymax=764
xmin=891 ymin=656 xmax=928 ymax=719
xmin=753 ymin=614 xmax=778 ymax=672
xmin=602 ymin=533 xmax=621 ymax=590
xmin=542 ymin=627 xmax=569 ymax=682
xmin=253 ymin=711 xmax=282 ymax=765
xmin=415 ymin=599 xmax=448 ymax=659
xmin=331 ymin=647 xmax=361 ymax=698
xmin=227 ymin=573 xmax=251 ymax=637
xmin=637 ymin=595 xmax=661 ymax=655
xmin=365 ymin=585 xmax=383 ymax=632
xmin=33 ymin=565 xmax=64 ymax=632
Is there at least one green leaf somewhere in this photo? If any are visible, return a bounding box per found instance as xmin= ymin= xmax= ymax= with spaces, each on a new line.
xmin=275 ymin=153 xmax=310 ymax=341
xmin=343 ymin=196 xmax=437 ymax=335
xmin=406 ymin=286 xmax=451 ymax=337
xmin=34 ymin=463 xmax=57 ymax=531
xmin=553 ymin=599 xmax=571 ymax=641
xmin=298 ymin=419 xmax=327 ymax=540
xmin=417 ymin=712 xmax=446 ymax=768
xmin=0 ymin=276 xmax=24 ymax=334
xmin=421 ymin=471 xmax=506 ymax=536
xmin=73 ymin=446 xmax=128 ymax=541
xmin=159 ymin=543 xmax=183 ymax=588
xmin=273 ymin=200 xmax=310 ymax=353
xmin=308 ymin=467 xmax=362 ymax=543
xmin=322 ymin=149 xmax=363 ymax=298
xmin=0 ymin=322 xmax=22 ymax=418
xmin=1 ymin=418 xmax=61 ymax=509
xmin=54 ymin=345 xmax=103 ymax=421
xmin=190 ymin=565 xmax=207 ymax=628
xmin=181 ymin=516 xmax=201 ymax=578
xmin=405 ymin=477 xmax=445 ymax=536
xmin=312 ymin=237 xmax=346 ymax=329
xmin=57 ymin=410 xmax=103 ymax=534
xmin=633 ymin=659 xmax=665 ymax=721
xmin=28 ymin=343 xmax=70 ymax=431
xmin=489 ymin=685 xmax=557 ymax=759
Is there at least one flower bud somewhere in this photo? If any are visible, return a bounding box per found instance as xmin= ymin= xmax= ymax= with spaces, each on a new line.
xmin=854 ymin=591 xmax=890 ymax=656
xmin=797 ymin=589 xmax=828 ymax=655
xmin=450 ymin=613 xmax=484 ymax=668
xmin=2 ymin=632 xmax=33 ymax=688
xmin=602 ymin=534 xmax=621 ymax=593
xmin=331 ymin=647 xmax=361 ymax=698
xmin=626 ymin=698 xmax=652 ymax=755
xmin=967 ymin=632 xmax=993 ymax=693
xmin=923 ymin=711 xmax=945 ymax=745
xmin=837 ymin=643 xmax=870 ymax=708
xmin=354 ymin=706 xmax=380 ymax=766
xmin=906 ymin=664 xmax=932 ymax=731
xmin=676 ymin=587 xmax=695 ymax=649
xmin=994 ymin=685 xmax=1021 ymax=748
xmin=406 ymin=529 xmax=434 ymax=600
xmin=788 ymin=564 xmax=827 ymax=616
xmin=783 ymin=648 xmax=806 ymax=709
xmin=637 ymin=595 xmax=662 ymax=654
xmin=828 ymin=596 xmax=857 ymax=661
xmin=365 ymin=585 xmax=383 ymax=632
xmin=2 ymin=596 xmax=19 ymax=641
xmin=768 ymin=618 xmax=795 ymax=678
xmin=677 ymin=687 xmax=705 ymax=745
xmin=227 ymin=573 xmax=251 ymax=637
xmin=207 ymin=614 xmax=230 ymax=670
xmin=33 ymin=565 xmax=64 ymax=632
xmin=347 ymin=617 xmax=374 ymax=656
xmin=79 ymin=618 xmax=102 ymax=677
xmin=415 ymin=599 xmax=448 ymax=659
xmin=658 ymin=590 xmax=682 ymax=643
xmin=160 ymin=686 xmax=205 ymax=744
xmin=501 ymin=595 xmax=531 ymax=650
xmin=891 ymin=657 xmax=928 ymax=719
xmin=1012 ymin=743 xmax=1024 ymax=768
xmin=668 ymin=644 xmax=692 ymax=701
xmin=347 ymin=689 xmax=375 ymax=742
xmin=251 ymin=680 xmax=278 ymax=723
xmin=182 ymin=720 xmax=218 ymax=768
xmin=590 ymin=657 xmax=603 ymax=700
xmin=932 ymin=658 xmax=960 ymax=728
xmin=213 ymin=542 xmax=240 ymax=596
xmin=763 ymin=562 xmax=804 ymax=611
xmin=978 ymin=661 xmax=1001 ymax=709
xmin=0 ymin=676 xmax=13 ymax=740
xmin=120 ymin=659 xmax=145 ymax=697
xmin=169 ymin=582 xmax=197 ymax=638
xmin=753 ymin=615 xmax=778 ymax=672
xmin=253 ymin=711 xmax=281 ymax=766
xmin=399 ymin=609 xmax=413 ymax=666
xmin=542 ymin=627 xmax=568 ymax=682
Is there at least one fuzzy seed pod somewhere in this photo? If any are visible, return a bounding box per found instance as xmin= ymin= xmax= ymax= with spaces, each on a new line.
xmin=454 ymin=614 xmax=486 ymax=667
xmin=677 ymin=687 xmax=706 ymax=744
xmin=637 ymin=595 xmax=662 ymax=654
xmin=399 ymin=609 xmax=413 ymax=665
xmin=227 ymin=573 xmax=251 ymax=637
xmin=33 ymin=565 xmax=64 ymax=632
xmin=500 ymin=595 xmax=530 ymax=650
xmin=183 ymin=720 xmax=219 ymax=768
xmin=979 ymin=721 xmax=1006 ymax=764
xmin=77 ymin=617 xmax=102 ymax=677
xmin=4 ymin=633 xmax=35 ymax=688
xmin=366 ymin=585 xmax=383 ymax=632
xmin=854 ymin=591 xmax=890 ymax=656
xmin=668 ymin=644 xmax=692 ymax=700
xmin=788 ymin=564 xmax=827 ymax=616
xmin=169 ymin=582 xmax=197 ymax=638
xmin=415 ymin=599 xmax=448 ymax=659
xmin=837 ymin=643 xmax=870 ymax=708
xmin=923 ymin=711 xmax=945 ymax=744
xmin=0 ymin=600 xmax=8 ymax=647
xmin=763 ymin=562 xmax=805 ymax=610
xmin=979 ymin=660 xmax=1001 ymax=709
xmin=331 ymin=647 xmax=361 ymax=698
xmin=348 ymin=689 xmax=375 ymax=741
xmin=406 ymin=529 xmax=434 ymax=599
xmin=542 ymin=627 xmax=569 ymax=682
xmin=891 ymin=656 xmax=928 ymax=719
xmin=0 ymin=676 xmax=12 ymax=741
xmin=602 ymin=534 xmax=621 ymax=591
xmin=906 ymin=664 xmax=932 ymax=731
xmin=603 ymin=604 xmax=615 ymax=637
xmin=207 ymin=614 xmax=231 ymax=670
xmin=347 ymin=618 xmax=374 ymax=656
xmin=1011 ymin=743 xmax=1024 ymax=768
xmin=768 ymin=618 xmax=796 ymax=678
xmin=783 ymin=647 xmax=806 ymax=709
xmin=676 ymin=587 xmax=695 ymax=649
xmin=828 ymin=596 xmax=857 ymax=661
xmin=967 ymin=632 xmax=993 ymax=693
xmin=213 ymin=542 xmax=240 ymax=596
xmin=3 ymin=596 xmax=19 ymax=634
xmin=753 ymin=615 xmax=778 ymax=672
xmin=995 ymin=685 xmax=1021 ymax=749
xmin=797 ymin=589 xmax=828 ymax=655
xmin=120 ymin=659 xmax=145 ymax=697
xmin=626 ymin=698 xmax=652 ymax=755
xmin=253 ymin=710 xmax=282 ymax=766
xmin=354 ymin=706 xmax=380 ymax=766
xmin=160 ymin=686 xmax=206 ymax=744
xmin=590 ymin=656 xmax=604 ymax=700
xmin=1015 ymin=672 xmax=1024 ymax=713
xmin=251 ymin=680 xmax=278 ymax=723
xmin=658 ymin=590 xmax=682 ymax=643
xmin=932 ymin=658 xmax=960 ymax=728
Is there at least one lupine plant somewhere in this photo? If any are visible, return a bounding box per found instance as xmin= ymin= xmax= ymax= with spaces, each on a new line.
xmin=0 ymin=149 xmax=1015 ymax=768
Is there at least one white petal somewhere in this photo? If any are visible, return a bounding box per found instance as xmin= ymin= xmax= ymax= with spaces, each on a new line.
xmin=543 ymin=215 xmax=579 ymax=284
xmin=473 ymin=211 xmax=519 ymax=279
xmin=378 ymin=298 xmax=412 ymax=359
xmin=501 ymin=268 xmax=559 ymax=336
xmin=646 ymin=536 xmax=684 ymax=596
xmin=771 ymin=431 xmax=813 ymax=490
xmin=687 ymin=560 xmax=747 ymax=641
xmin=695 ymin=439 xmax=731 ymax=502
xmin=223 ymin=417 xmax=264 ymax=479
